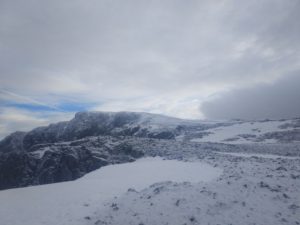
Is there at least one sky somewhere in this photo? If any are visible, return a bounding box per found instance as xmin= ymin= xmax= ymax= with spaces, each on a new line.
xmin=0 ymin=0 xmax=300 ymax=138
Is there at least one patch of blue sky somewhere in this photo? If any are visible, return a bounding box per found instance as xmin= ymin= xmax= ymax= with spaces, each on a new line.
xmin=2 ymin=103 xmax=57 ymax=112
xmin=2 ymin=102 xmax=94 ymax=113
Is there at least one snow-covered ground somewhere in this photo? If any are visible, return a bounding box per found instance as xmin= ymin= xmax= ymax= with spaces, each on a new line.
xmin=91 ymin=152 xmax=300 ymax=225
xmin=1 ymin=114 xmax=300 ymax=225
xmin=0 ymin=142 xmax=299 ymax=225
xmin=191 ymin=119 xmax=299 ymax=144
xmin=0 ymin=157 xmax=221 ymax=225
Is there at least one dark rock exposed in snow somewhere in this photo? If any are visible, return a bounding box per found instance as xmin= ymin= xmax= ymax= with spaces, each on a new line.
xmin=0 ymin=111 xmax=216 ymax=190
xmin=0 ymin=136 xmax=144 ymax=190
xmin=0 ymin=131 xmax=26 ymax=153
xmin=0 ymin=111 xmax=201 ymax=153
xmin=258 ymin=129 xmax=300 ymax=142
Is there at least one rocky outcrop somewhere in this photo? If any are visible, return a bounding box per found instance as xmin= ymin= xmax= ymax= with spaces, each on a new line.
xmin=0 ymin=136 xmax=144 ymax=190
xmin=0 ymin=111 xmax=191 ymax=190
xmin=0 ymin=131 xmax=26 ymax=153
xmin=0 ymin=112 xmax=187 ymax=154
xmin=258 ymin=129 xmax=300 ymax=142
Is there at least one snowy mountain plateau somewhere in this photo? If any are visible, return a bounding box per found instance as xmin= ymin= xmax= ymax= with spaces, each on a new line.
xmin=0 ymin=111 xmax=299 ymax=225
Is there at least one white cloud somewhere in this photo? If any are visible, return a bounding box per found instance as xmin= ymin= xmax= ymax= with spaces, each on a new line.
xmin=0 ymin=107 xmax=74 ymax=139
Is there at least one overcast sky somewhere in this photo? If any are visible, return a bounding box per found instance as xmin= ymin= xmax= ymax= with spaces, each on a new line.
xmin=0 ymin=0 xmax=300 ymax=138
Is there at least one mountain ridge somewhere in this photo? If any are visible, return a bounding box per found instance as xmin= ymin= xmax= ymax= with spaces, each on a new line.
xmin=0 ymin=111 xmax=299 ymax=190
xmin=0 ymin=111 xmax=188 ymax=153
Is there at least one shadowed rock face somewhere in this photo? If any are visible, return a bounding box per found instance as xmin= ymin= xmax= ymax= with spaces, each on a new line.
xmin=0 ymin=151 xmax=36 ymax=189
xmin=0 ymin=136 xmax=144 ymax=190
xmin=0 ymin=131 xmax=26 ymax=153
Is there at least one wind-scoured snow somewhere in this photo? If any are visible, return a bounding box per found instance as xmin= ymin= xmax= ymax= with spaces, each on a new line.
xmin=0 ymin=157 xmax=221 ymax=225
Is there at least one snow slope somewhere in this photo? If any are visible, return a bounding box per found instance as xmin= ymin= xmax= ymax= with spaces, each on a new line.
xmin=0 ymin=157 xmax=221 ymax=225
xmin=191 ymin=119 xmax=300 ymax=144
xmin=91 ymin=152 xmax=300 ymax=225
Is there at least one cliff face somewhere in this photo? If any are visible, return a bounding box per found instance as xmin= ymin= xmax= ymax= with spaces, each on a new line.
xmin=0 ymin=135 xmax=145 ymax=190
xmin=0 ymin=111 xmax=185 ymax=190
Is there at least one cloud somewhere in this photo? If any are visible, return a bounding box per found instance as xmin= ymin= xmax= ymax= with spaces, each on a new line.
xmin=0 ymin=90 xmax=62 ymax=111
xmin=0 ymin=0 xmax=300 ymax=137
xmin=201 ymin=72 xmax=300 ymax=120
xmin=0 ymin=107 xmax=74 ymax=139
xmin=92 ymin=97 xmax=203 ymax=120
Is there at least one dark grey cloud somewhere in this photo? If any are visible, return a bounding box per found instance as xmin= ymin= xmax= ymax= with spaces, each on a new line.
xmin=201 ymin=72 xmax=300 ymax=120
